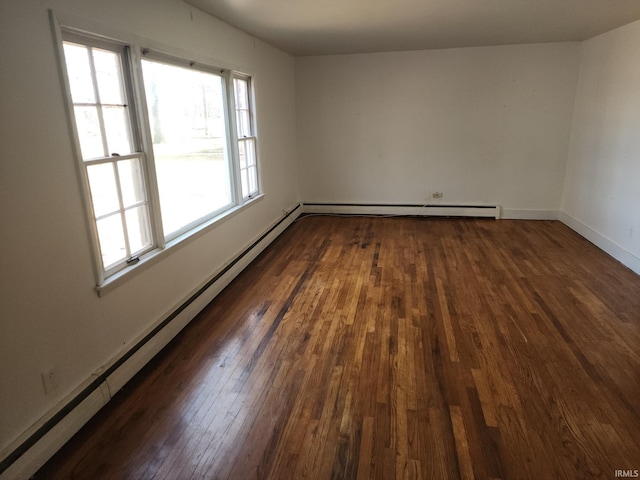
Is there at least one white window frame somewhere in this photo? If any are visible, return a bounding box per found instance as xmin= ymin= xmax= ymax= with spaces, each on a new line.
xmin=232 ymin=74 xmax=260 ymax=200
xmin=56 ymin=30 xmax=162 ymax=284
xmin=50 ymin=12 xmax=262 ymax=293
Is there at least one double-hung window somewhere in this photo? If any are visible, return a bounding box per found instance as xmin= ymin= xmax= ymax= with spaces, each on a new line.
xmin=56 ymin=25 xmax=260 ymax=288
xmin=62 ymin=35 xmax=154 ymax=275
xmin=233 ymin=75 xmax=259 ymax=199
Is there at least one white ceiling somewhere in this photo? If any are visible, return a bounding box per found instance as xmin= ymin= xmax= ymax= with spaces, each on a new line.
xmin=185 ymin=0 xmax=640 ymax=56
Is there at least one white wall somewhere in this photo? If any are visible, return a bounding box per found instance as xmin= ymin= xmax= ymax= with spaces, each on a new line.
xmin=0 ymin=0 xmax=297 ymax=459
xmin=296 ymin=44 xmax=581 ymax=215
xmin=561 ymin=20 xmax=640 ymax=274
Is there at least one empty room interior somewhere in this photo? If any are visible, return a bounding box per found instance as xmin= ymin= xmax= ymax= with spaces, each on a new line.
xmin=2 ymin=0 xmax=640 ymax=478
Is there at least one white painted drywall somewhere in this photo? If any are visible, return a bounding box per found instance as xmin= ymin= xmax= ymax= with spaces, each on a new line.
xmin=561 ymin=20 xmax=640 ymax=273
xmin=0 ymin=0 xmax=297 ymax=459
xmin=296 ymin=44 xmax=581 ymax=212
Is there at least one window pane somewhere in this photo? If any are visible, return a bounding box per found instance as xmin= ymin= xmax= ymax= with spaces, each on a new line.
xmin=125 ymin=206 xmax=151 ymax=254
xmin=96 ymin=214 xmax=126 ymax=268
xmin=236 ymin=110 xmax=251 ymax=138
xmin=63 ymin=43 xmax=95 ymax=103
xmin=239 ymin=138 xmax=258 ymax=198
xmin=142 ymin=60 xmax=232 ymax=237
xmin=248 ymin=165 xmax=257 ymax=194
xmin=154 ymin=154 xmax=231 ymax=236
xmin=238 ymin=140 xmax=247 ymax=169
xmin=245 ymin=139 xmax=256 ymax=167
xmin=118 ymin=158 xmax=146 ymax=207
xmin=234 ymin=78 xmax=248 ymax=109
xmin=74 ymin=106 xmax=104 ymax=159
xmin=234 ymin=78 xmax=251 ymax=138
xmin=240 ymin=169 xmax=248 ymax=197
xmin=92 ymin=48 xmax=124 ymax=104
xmin=87 ymin=163 xmax=120 ymax=217
xmin=103 ymin=106 xmax=132 ymax=155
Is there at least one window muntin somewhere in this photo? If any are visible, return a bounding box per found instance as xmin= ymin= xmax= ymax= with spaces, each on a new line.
xmin=233 ymin=76 xmax=258 ymax=199
xmin=62 ymin=38 xmax=154 ymax=273
xmin=141 ymin=59 xmax=233 ymax=238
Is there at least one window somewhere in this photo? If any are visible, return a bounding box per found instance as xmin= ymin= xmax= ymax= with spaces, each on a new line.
xmin=233 ymin=75 xmax=259 ymax=199
xmin=57 ymin=29 xmax=260 ymax=286
xmin=62 ymin=36 xmax=154 ymax=274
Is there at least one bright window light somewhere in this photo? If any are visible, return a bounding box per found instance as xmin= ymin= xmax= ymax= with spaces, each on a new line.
xmin=142 ymin=59 xmax=233 ymax=238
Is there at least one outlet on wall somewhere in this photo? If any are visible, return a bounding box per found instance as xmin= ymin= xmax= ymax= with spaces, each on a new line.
xmin=41 ymin=368 xmax=59 ymax=395
xmin=432 ymin=192 xmax=443 ymax=198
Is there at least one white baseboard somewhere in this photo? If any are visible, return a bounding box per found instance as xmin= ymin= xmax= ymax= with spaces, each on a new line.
xmin=302 ymin=203 xmax=501 ymax=219
xmin=0 ymin=204 xmax=301 ymax=480
xmin=0 ymin=383 xmax=110 ymax=480
xmin=559 ymin=211 xmax=640 ymax=276
xmin=303 ymin=204 xmax=561 ymax=221
xmin=501 ymin=209 xmax=559 ymax=220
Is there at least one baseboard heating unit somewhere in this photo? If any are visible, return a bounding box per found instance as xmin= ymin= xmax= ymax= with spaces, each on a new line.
xmin=302 ymin=203 xmax=501 ymax=219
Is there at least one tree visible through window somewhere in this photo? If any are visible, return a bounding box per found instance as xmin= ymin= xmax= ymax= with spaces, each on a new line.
xmin=141 ymin=59 xmax=232 ymax=238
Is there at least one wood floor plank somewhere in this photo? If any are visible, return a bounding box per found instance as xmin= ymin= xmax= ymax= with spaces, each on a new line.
xmin=36 ymin=217 xmax=640 ymax=480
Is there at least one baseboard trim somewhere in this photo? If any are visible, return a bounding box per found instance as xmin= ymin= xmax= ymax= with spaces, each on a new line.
xmin=302 ymin=203 xmax=501 ymax=219
xmin=0 ymin=203 xmax=302 ymax=480
xmin=501 ymin=209 xmax=559 ymax=220
xmin=559 ymin=211 xmax=640 ymax=276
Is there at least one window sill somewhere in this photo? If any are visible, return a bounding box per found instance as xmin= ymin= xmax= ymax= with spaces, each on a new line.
xmin=95 ymin=194 xmax=265 ymax=297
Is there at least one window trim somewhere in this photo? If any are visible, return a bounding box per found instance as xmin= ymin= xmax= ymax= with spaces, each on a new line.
xmin=50 ymin=11 xmax=262 ymax=293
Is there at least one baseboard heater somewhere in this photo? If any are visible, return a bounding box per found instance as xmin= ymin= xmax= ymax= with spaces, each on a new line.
xmin=302 ymin=203 xmax=501 ymax=219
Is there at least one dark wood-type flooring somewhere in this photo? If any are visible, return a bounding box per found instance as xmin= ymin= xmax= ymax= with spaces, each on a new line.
xmin=37 ymin=216 xmax=640 ymax=479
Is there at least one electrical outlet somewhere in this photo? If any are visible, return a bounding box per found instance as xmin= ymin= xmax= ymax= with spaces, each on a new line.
xmin=432 ymin=192 xmax=443 ymax=198
xmin=41 ymin=368 xmax=59 ymax=395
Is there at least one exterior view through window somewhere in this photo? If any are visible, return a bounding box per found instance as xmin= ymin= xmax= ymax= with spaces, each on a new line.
xmin=141 ymin=60 xmax=232 ymax=238
xmin=59 ymin=31 xmax=260 ymax=284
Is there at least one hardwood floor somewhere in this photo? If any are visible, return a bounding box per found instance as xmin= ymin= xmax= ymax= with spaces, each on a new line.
xmin=36 ymin=216 xmax=640 ymax=479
